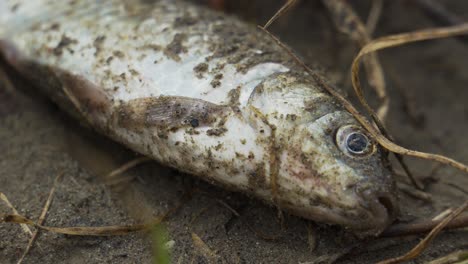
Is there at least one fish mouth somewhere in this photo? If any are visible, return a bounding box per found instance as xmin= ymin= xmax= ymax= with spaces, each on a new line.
xmin=300 ymin=183 xmax=399 ymax=237
xmin=269 ymin=176 xmax=398 ymax=236
xmin=280 ymin=186 xmax=398 ymax=237
xmin=351 ymin=184 xmax=399 ymax=237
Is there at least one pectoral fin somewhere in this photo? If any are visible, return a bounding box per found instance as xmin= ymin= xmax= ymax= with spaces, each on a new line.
xmin=114 ymin=96 xmax=228 ymax=131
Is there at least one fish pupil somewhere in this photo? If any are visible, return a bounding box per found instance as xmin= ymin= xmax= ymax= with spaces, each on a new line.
xmin=346 ymin=132 xmax=369 ymax=154
xmin=190 ymin=118 xmax=199 ymax=128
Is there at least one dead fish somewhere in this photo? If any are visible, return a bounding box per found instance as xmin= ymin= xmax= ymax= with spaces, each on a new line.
xmin=0 ymin=0 xmax=398 ymax=236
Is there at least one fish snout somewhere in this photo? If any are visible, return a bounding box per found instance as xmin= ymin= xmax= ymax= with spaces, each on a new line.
xmin=355 ymin=182 xmax=399 ymax=235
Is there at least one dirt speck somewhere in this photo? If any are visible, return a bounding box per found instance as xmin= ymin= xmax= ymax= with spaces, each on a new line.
xmin=210 ymin=73 xmax=223 ymax=88
xmin=164 ymin=33 xmax=188 ymax=62
xmin=206 ymin=127 xmax=227 ymax=136
xmin=193 ymin=62 xmax=209 ymax=78
xmin=93 ymin=35 xmax=106 ymax=55
xmin=53 ymin=34 xmax=77 ymax=56
xmin=112 ymin=50 xmax=125 ymax=59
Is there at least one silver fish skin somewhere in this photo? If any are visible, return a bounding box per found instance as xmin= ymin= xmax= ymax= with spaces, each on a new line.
xmin=0 ymin=0 xmax=398 ymax=235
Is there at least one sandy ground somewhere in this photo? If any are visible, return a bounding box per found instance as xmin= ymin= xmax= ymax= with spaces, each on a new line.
xmin=1 ymin=0 xmax=467 ymax=263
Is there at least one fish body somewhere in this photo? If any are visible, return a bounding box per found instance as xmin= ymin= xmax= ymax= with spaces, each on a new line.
xmin=0 ymin=0 xmax=397 ymax=235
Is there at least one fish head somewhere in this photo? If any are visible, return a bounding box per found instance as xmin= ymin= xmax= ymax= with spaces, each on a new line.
xmin=278 ymin=109 xmax=398 ymax=236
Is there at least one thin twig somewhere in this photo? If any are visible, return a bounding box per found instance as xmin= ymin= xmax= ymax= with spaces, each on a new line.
xmin=0 ymin=65 xmax=16 ymax=94
xmin=1 ymin=191 xmax=190 ymax=236
xmin=382 ymin=206 xmax=468 ymax=238
xmin=105 ymin=156 xmax=152 ymax=186
xmin=191 ymin=232 xmax=219 ymax=264
xmin=427 ymin=250 xmax=468 ymax=264
xmin=312 ymin=245 xmax=359 ymax=264
xmin=215 ymin=199 xmax=240 ymax=217
xmin=444 ymin=182 xmax=468 ymax=195
xmin=0 ymin=192 xmax=33 ymax=236
xmin=351 ymin=23 xmax=468 ymax=173
xmin=2 ymin=214 xmax=157 ymax=236
xmin=416 ymin=0 xmax=463 ymax=26
xmin=378 ymin=201 xmax=468 ymax=264
xmin=432 ymin=208 xmax=453 ymax=221
xmin=366 ymin=0 xmax=383 ymax=35
xmin=397 ymin=182 xmax=432 ymax=202
xmin=322 ymin=0 xmax=388 ymax=121
xmin=263 ymin=0 xmax=298 ymax=29
xmin=17 ymin=172 xmax=64 ymax=264
xmin=394 ymin=155 xmax=423 ymax=190
xmin=306 ymin=222 xmax=317 ymax=252
xmin=416 ymin=0 xmax=468 ymax=44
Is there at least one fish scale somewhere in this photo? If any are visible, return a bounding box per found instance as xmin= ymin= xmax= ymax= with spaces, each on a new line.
xmin=0 ymin=0 xmax=398 ymax=236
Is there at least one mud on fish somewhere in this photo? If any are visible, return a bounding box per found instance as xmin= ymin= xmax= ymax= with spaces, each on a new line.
xmin=0 ymin=0 xmax=398 ymax=236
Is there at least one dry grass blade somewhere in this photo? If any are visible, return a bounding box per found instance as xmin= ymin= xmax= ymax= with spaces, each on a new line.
xmin=416 ymin=0 xmax=463 ymax=25
xmin=309 ymin=245 xmax=358 ymax=264
xmin=397 ymin=182 xmax=432 ymax=202
xmin=191 ymin=232 xmax=219 ymax=264
xmin=106 ymin=156 xmax=151 ymax=179
xmin=105 ymin=156 xmax=152 ymax=185
xmin=1 ymin=191 xmax=189 ymax=236
xmin=382 ymin=213 xmax=468 ymax=237
xmin=17 ymin=172 xmax=64 ymax=264
xmin=432 ymin=209 xmax=454 ymax=221
xmin=352 ymin=23 xmax=468 ymax=70
xmin=394 ymin=155 xmax=423 ymax=190
xmin=0 ymin=66 xmax=16 ymax=93
xmin=366 ymin=0 xmax=383 ymax=35
xmin=2 ymin=214 xmax=162 ymax=236
xmin=322 ymin=0 xmax=388 ymax=121
xmin=351 ymin=23 xmax=468 ymax=173
xmin=263 ymin=0 xmax=298 ymax=29
xmin=215 ymin=199 xmax=240 ymax=217
xmin=378 ymin=201 xmax=468 ymax=264
xmin=416 ymin=0 xmax=468 ymax=46
xmin=306 ymin=223 xmax=317 ymax=252
xmin=0 ymin=192 xmax=32 ymax=236
xmin=427 ymin=250 xmax=468 ymax=264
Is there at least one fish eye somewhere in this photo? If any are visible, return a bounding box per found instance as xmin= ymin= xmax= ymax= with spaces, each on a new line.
xmin=346 ymin=132 xmax=369 ymax=154
xmin=336 ymin=125 xmax=375 ymax=157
